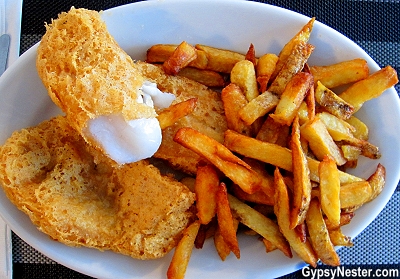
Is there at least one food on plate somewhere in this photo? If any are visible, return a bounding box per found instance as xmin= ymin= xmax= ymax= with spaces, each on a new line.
xmin=0 ymin=116 xmax=195 ymax=259
xmin=36 ymin=8 xmax=176 ymax=165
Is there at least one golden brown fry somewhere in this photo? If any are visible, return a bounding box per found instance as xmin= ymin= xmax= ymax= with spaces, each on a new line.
xmin=273 ymin=168 xmax=317 ymax=266
xmin=271 ymin=17 xmax=315 ymax=81
xmin=300 ymin=117 xmax=347 ymax=166
xmin=163 ymin=41 xmax=197 ymax=75
xmin=239 ymin=91 xmax=279 ymax=126
xmin=290 ymin=116 xmax=312 ymax=229
xmin=231 ymin=60 xmax=259 ymax=102
xmin=270 ymin=72 xmax=313 ymax=125
xmin=195 ymin=164 xmax=219 ymax=224
xmin=228 ymin=194 xmax=292 ymax=258
xmin=216 ymin=183 xmax=240 ymax=259
xmin=306 ymin=198 xmax=340 ymax=266
xmin=366 ymin=163 xmax=386 ymax=202
xmin=315 ymin=81 xmax=355 ymax=120
xmin=324 ymin=212 xmax=354 ymax=231
xmin=268 ymin=42 xmax=315 ymax=95
xmin=158 ymin=98 xmax=198 ymax=129
xmin=167 ymin=220 xmax=200 ymax=279
xmin=256 ymin=53 xmax=279 ymax=93
xmin=340 ymin=181 xmax=372 ymax=210
xmin=178 ymin=67 xmax=225 ymax=87
xmin=341 ymin=144 xmax=361 ymax=168
xmin=310 ymin=58 xmax=369 ymax=88
xmin=262 ymin=238 xmax=278 ymax=253
xmin=319 ymin=155 xmax=341 ymax=228
xmin=245 ymin=43 xmax=257 ymax=66
xmin=221 ymin=83 xmax=252 ymax=136
xmin=195 ymin=44 xmax=245 ymax=73
xmin=339 ymin=66 xmax=399 ymax=112
xmin=174 ymin=127 xmax=261 ymax=194
xmin=328 ymin=228 xmax=353 ymax=247
xmin=214 ymin=218 xmax=239 ymax=261
xmin=224 ymin=129 xmax=364 ymax=184
xmin=346 ymin=116 xmax=369 ymax=140
xmin=232 ymin=184 xmax=274 ymax=206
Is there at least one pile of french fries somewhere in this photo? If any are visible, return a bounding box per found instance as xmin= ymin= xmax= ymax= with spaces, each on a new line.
xmin=149 ymin=18 xmax=399 ymax=279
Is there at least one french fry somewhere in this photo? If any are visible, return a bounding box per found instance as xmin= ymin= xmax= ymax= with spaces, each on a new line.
xmin=163 ymin=41 xmax=197 ymax=75
xmin=256 ymin=53 xmax=279 ymax=93
xmin=216 ymin=182 xmax=240 ymax=259
xmin=310 ymin=58 xmax=369 ymax=88
xmin=178 ymin=67 xmax=225 ymax=87
xmin=339 ymin=66 xmax=399 ymax=112
xmin=224 ymin=129 xmax=364 ymax=184
xmin=305 ymin=198 xmax=340 ymax=266
xmin=268 ymin=42 xmax=315 ymax=95
xmin=315 ymin=81 xmax=355 ymax=119
xmin=341 ymin=144 xmax=361 ymax=168
xmin=270 ymin=72 xmax=313 ymax=125
xmin=195 ymin=44 xmax=245 ymax=73
xmin=167 ymin=220 xmax=200 ymax=279
xmin=147 ymin=44 xmax=208 ymax=69
xmin=221 ymin=83 xmax=252 ymax=136
xmin=256 ymin=116 xmax=290 ymax=147
xmin=346 ymin=116 xmax=369 ymax=140
xmin=239 ymin=91 xmax=279 ymax=126
xmin=231 ymin=184 xmax=274 ymax=205
xmin=245 ymin=43 xmax=257 ymax=66
xmin=340 ymin=181 xmax=372 ymax=210
xmin=290 ymin=116 xmax=312 ymax=229
xmin=271 ymin=17 xmax=315 ymax=81
xmin=324 ymin=212 xmax=354 ymax=231
xmin=319 ymin=155 xmax=341 ymax=228
xmin=366 ymin=163 xmax=386 ymax=202
xmin=262 ymin=238 xmax=278 ymax=253
xmin=273 ymin=168 xmax=317 ymax=266
xmin=174 ymin=127 xmax=262 ymax=194
xmin=157 ymin=98 xmax=198 ymax=129
xmin=228 ymin=194 xmax=292 ymax=258
xmin=328 ymin=227 xmax=353 ymax=247
xmin=300 ymin=117 xmax=347 ymax=166
xmin=195 ymin=163 xmax=219 ymax=224
xmin=231 ymin=60 xmax=259 ymax=101
xmin=214 ymin=218 xmax=240 ymax=261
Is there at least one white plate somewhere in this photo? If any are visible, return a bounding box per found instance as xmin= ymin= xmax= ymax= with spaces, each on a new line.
xmin=0 ymin=0 xmax=399 ymax=278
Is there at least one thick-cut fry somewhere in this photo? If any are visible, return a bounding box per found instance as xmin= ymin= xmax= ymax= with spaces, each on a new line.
xmin=167 ymin=221 xmax=200 ymax=279
xmin=270 ymin=72 xmax=313 ymax=125
xmin=163 ymin=41 xmax=197 ymax=75
xmin=174 ymin=127 xmax=262 ymax=194
xmin=300 ymin=117 xmax=347 ymax=166
xmin=290 ymin=116 xmax=312 ymax=229
xmin=216 ymin=183 xmax=240 ymax=259
xmin=305 ymin=198 xmax=340 ymax=266
xmin=178 ymin=67 xmax=225 ymax=87
xmin=324 ymin=212 xmax=354 ymax=231
xmin=232 ymin=184 xmax=274 ymax=205
xmin=256 ymin=116 xmax=290 ymax=147
xmin=147 ymin=44 xmax=208 ymax=69
xmin=239 ymin=91 xmax=279 ymax=126
xmin=195 ymin=44 xmax=245 ymax=73
xmin=340 ymin=181 xmax=372 ymax=210
xmin=339 ymin=66 xmax=399 ymax=112
xmin=271 ymin=17 xmax=315 ymax=81
xmin=366 ymin=163 xmax=386 ymax=202
xmin=214 ymin=218 xmax=239 ymax=261
xmin=256 ymin=53 xmax=279 ymax=93
xmin=328 ymin=228 xmax=353 ymax=247
xmin=319 ymin=155 xmax=341 ymax=228
xmin=310 ymin=58 xmax=369 ymax=88
xmin=273 ymin=168 xmax=317 ymax=267
xmin=224 ymin=129 xmax=364 ymax=184
xmin=231 ymin=60 xmax=259 ymax=101
xmin=268 ymin=42 xmax=315 ymax=95
xmin=195 ymin=164 xmax=219 ymax=224
xmin=315 ymin=81 xmax=354 ymax=119
xmin=341 ymin=144 xmax=361 ymax=168
xmin=157 ymin=98 xmax=198 ymax=129
xmin=221 ymin=83 xmax=252 ymax=136
xmin=346 ymin=116 xmax=369 ymax=140
xmin=228 ymin=194 xmax=292 ymax=258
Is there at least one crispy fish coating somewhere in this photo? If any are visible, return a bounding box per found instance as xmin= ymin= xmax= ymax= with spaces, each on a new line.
xmin=0 ymin=116 xmax=195 ymax=259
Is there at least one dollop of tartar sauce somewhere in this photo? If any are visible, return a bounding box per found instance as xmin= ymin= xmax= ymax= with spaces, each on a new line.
xmin=85 ymin=81 xmax=175 ymax=164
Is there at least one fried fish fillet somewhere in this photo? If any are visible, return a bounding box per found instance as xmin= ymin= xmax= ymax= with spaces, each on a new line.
xmin=137 ymin=62 xmax=228 ymax=174
xmin=0 ymin=116 xmax=195 ymax=259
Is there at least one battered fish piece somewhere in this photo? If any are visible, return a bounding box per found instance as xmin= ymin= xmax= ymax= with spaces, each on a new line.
xmin=36 ymin=8 xmax=175 ymax=165
xmin=138 ymin=62 xmax=228 ymax=174
xmin=0 ymin=116 xmax=195 ymax=260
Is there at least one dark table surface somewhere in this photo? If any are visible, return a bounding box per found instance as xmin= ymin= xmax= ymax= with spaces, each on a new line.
xmin=12 ymin=0 xmax=400 ymax=278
